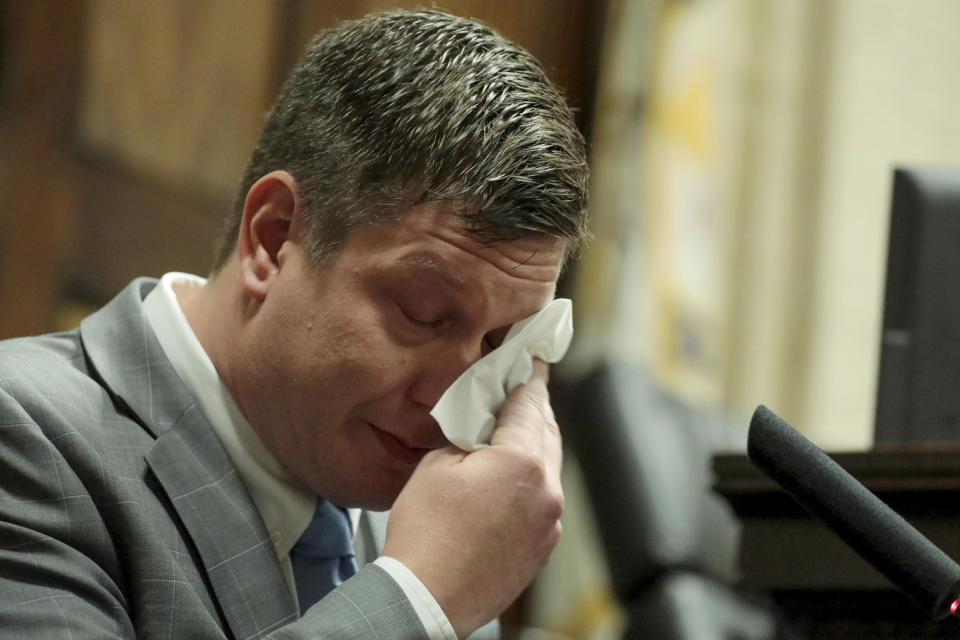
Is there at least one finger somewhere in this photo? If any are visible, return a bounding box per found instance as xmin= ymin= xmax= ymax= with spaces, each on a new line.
xmin=491 ymin=361 xmax=550 ymax=445
xmin=491 ymin=361 xmax=562 ymax=470
xmin=525 ymin=359 xmax=563 ymax=474
xmin=531 ymin=357 xmax=549 ymax=385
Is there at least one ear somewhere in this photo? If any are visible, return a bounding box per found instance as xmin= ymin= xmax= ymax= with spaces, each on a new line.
xmin=237 ymin=170 xmax=302 ymax=301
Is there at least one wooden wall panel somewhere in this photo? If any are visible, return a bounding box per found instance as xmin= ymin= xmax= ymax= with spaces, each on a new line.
xmin=78 ymin=0 xmax=281 ymax=198
xmin=69 ymin=159 xmax=224 ymax=302
xmin=0 ymin=0 xmax=84 ymax=338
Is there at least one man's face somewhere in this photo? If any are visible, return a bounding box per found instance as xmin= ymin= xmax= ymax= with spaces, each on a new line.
xmin=240 ymin=202 xmax=565 ymax=509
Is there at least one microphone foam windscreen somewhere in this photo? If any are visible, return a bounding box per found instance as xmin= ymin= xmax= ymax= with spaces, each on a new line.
xmin=747 ymin=404 xmax=960 ymax=620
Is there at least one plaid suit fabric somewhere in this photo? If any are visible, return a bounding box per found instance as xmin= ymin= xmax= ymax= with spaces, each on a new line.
xmin=0 ymin=279 xmax=425 ymax=639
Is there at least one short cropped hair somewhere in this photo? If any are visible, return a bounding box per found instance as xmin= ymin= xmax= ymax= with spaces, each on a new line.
xmin=213 ymin=9 xmax=589 ymax=269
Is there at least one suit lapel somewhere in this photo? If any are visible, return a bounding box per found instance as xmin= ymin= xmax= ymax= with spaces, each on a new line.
xmin=146 ymin=415 xmax=298 ymax=638
xmin=80 ymin=279 xmax=297 ymax=639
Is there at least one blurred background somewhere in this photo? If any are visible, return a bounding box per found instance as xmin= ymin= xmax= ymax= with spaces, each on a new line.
xmin=3 ymin=1 xmax=960 ymax=638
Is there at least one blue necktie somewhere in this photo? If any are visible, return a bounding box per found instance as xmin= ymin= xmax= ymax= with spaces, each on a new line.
xmin=289 ymin=499 xmax=358 ymax=613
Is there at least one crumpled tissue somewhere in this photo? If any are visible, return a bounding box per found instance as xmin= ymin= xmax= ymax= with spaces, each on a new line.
xmin=430 ymin=298 xmax=573 ymax=452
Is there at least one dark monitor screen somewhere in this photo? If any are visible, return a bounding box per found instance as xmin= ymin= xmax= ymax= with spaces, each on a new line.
xmin=874 ymin=167 xmax=960 ymax=444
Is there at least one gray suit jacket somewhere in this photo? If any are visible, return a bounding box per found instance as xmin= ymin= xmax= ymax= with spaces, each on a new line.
xmin=0 ymin=279 xmax=434 ymax=639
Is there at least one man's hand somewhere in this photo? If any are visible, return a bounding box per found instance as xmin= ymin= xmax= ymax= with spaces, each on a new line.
xmin=382 ymin=359 xmax=564 ymax=638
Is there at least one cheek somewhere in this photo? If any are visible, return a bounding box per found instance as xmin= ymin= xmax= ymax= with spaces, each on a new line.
xmin=311 ymin=307 xmax=411 ymax=394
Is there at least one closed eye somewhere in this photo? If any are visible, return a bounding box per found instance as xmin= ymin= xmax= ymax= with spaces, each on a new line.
xmin=398 ymin=303 xmax=444 ymax=330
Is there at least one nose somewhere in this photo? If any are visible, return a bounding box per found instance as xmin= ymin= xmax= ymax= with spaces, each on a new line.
xmin=407 ymin=339 xmax=481 ymax=410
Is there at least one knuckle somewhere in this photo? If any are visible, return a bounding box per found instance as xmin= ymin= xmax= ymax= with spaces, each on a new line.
xmin=513 ymin=448 xmax=544 ymax=475
xmin=544 ymin=487 xmax=565 ymax=520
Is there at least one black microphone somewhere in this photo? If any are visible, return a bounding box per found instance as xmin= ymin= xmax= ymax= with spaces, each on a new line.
xmin=747 ymin=404 xmax=960 ymax=620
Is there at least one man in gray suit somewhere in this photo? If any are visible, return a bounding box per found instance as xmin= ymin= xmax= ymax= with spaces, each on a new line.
xmin=0 ymin=9 xmax=588 ymax=639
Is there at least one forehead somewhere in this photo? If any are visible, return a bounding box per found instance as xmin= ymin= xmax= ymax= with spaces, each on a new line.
xmin=348 ymin=202 xmax=564 ymax=276
xmin=337 ymin=202 xmax=565 ymax=315
xmin=415 ymin=222 xmax=565 ymax=284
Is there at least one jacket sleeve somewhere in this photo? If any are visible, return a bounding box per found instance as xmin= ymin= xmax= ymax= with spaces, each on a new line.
xmin=0 ymin=390 xmax=137 ymax=639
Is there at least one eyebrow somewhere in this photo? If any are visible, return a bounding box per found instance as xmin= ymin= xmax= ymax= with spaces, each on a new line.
xmin=398 ymin=255 xmax=465 ymax=289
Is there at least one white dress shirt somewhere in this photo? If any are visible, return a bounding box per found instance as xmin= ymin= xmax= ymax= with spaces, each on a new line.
xmin=143 ymin=272 xmax=455 ymax=640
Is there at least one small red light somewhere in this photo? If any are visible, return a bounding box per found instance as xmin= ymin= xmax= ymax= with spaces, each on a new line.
xmin=951 ymin=598 xmax=960 ymax=616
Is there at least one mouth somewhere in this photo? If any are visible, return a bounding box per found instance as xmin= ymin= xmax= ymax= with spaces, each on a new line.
xmin=368 ymin=423 xmax=431 ymax=465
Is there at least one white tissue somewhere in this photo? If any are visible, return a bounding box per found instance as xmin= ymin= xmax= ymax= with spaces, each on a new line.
xmin=430 ymin=298 xmax=573 ymax=451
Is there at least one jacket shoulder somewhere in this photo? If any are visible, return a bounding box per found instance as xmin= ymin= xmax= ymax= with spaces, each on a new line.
xmin=0 ymin=330 xmax=93 ymax=413
xmin=0 ymin=329 xmax=151 ymax=450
